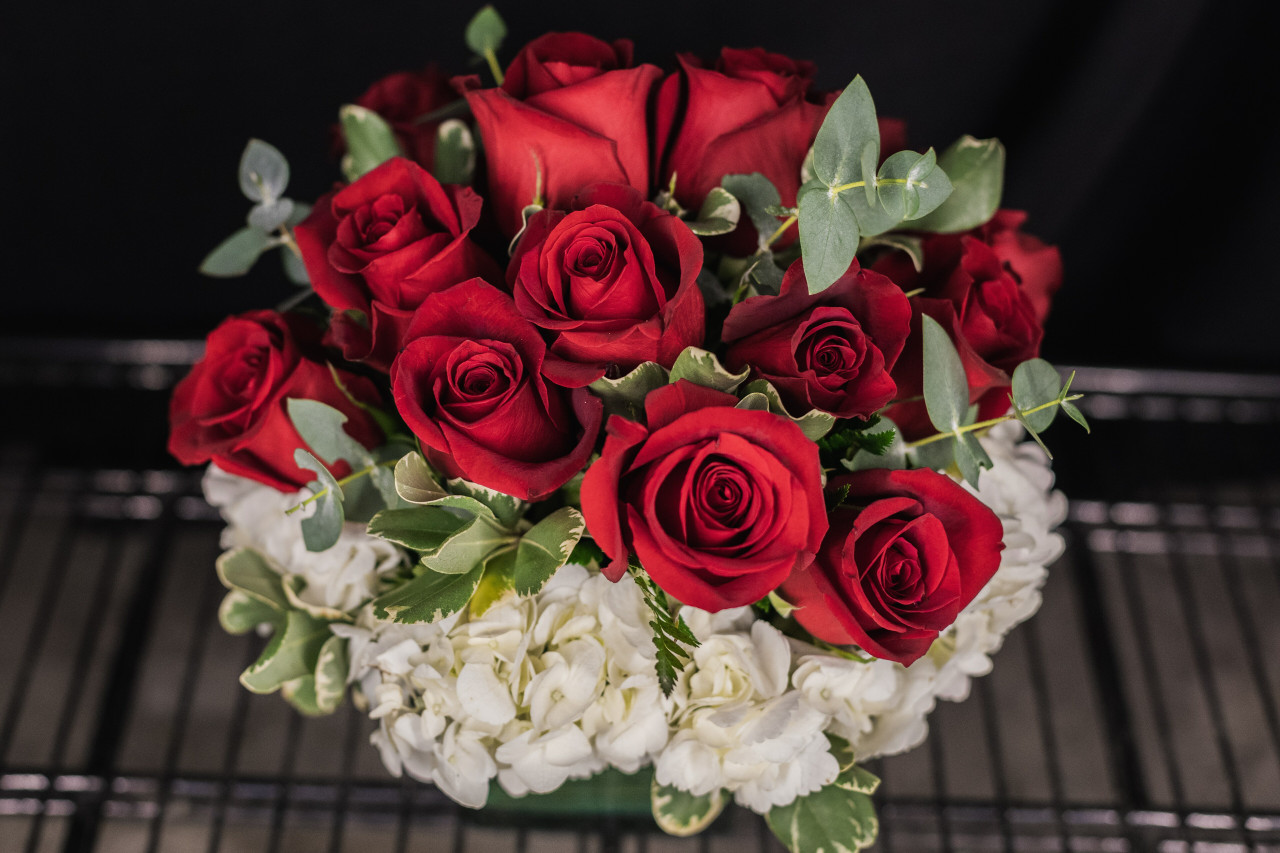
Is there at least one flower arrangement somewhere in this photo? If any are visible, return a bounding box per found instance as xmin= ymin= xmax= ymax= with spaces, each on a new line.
xmin=171 ymin=8 xmax=1084 ymax=850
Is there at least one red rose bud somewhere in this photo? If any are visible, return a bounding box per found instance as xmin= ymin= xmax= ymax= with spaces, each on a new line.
xmin=390 ymin=279 xmax=603 ymax=501
xmin=168 ymin=311 xmax=384 ymax=492
xmin=781 ymin=468 xmax=1004 ymax=666
xmin=294 ymin=157 xmax=501 ymax=372
xmin=459 ymin=33 xmax=662 ymax=237
xmin=580 ymin=380 xmax=827 ymax=612
xmin=509 ymin=183 xmax=705 ymax=384
xmin=723 ymin=258 xmax=910 ymax=419
xmin=352 ymin=65 xmax=457 ymax=168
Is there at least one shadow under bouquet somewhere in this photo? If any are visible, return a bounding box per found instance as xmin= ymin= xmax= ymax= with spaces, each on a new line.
xmin=170 ymin=8 xmax=1085 ymax=849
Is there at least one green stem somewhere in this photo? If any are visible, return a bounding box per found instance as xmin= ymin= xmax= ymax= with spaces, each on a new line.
xmin=276 ymin=225 xmax=302 ymax=259
xmin=766 ymin=214 xmax=797 ymax=246
xmin=483 ymin=48 xmax=504 ymax=86
xmin=285 ymin=460 xmax=396 ymax=515
xmin=903 ymin=396 xmax=1084 ymax=450
xmin=828 ymin=177 xmax=909 ymax=195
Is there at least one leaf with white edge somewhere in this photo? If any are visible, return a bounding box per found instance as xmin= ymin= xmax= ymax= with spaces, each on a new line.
xmin=470 ymin=547 xmax=517 ymax=617
xmin=767 ymin=590 xmax=799 ymax=618
xmin=367 ymin=506 xmax=469 ymax=552
xmin=240 ymin=609 xmax=331 ymax=694
xmin=798 ymin=180 xmax=860 ymax=294
xmin=433 ymin=119 xmax=475 ymax=185
xmin=913 ymin=136 xmax=1005 ymax=233
xmin=294 ymin=449 xmax=345 ymax=552
xmin=953 ymin=431 xmax=992 ymax=487
xmin=464 ymin=5 xmax=507 ymax=54
xmin=670 ymin=347 xmax=750 ymax=393
xmin=811 ymin=76 xmax=879 ymax=188
xmin=1061 ymin=399 xmax=1091 ymax=433
xmin=765 ymin=783 xmax=880 ymax=853
xmin=281 ymin=675 xmax=321 ymax=716
xmin=313 ymin=634 xmax=349 ymax=715
xmin=371 ymin=562 xmax=486 ymax=623
xmin=282 ymin=575 xmax=352 ymax=622
xmin=589 ymin=362 xmax=670 ymax=421
xmin=218 ymin=590 xmax=281 ymax=635
xmin=1011 ymin=358 xmax=1063 ymax=432
xmin=835 ymin=764 xmax=881 ymax=795
xmin=423 ymin=514 xmax=513 ymax=575
xmin=740 ymin=379 xmax=836 ymax=441
xmin=921 ymin=315 xmax=970 ymax=434
xmin=199 ymin=227 xmax=271 ymax=277
xmin=687 ymin=186 xmax=741 ymax=236
xmin=216 ymin=547 xmax=289 ymax=609
xmin=339 ymin=104 xmax=402 ymax=182
xmin=247 ymin=197 xmax=295 ymax=232
xmin=508 ymin=203 xmax=544 ymax=255
xmin=287 ymin=398 xmax=370 ymax=468
xmin=859 ymin=234 xmax=924 ymax=272
xmin=394 ymin=452 xmax=448 ymax=504
xmin=513 ymin=507 xmax=584 ymax=597
xmin=721 ymin=173 xmax=783 ymax=250
xmin=281 ymin=247 xmax=310 ymax=284
xmin=736 ymin=392 xmax=770 ymax=411
xmin=238 ymin=138 xmax=289 ymax=203
xmin=651 ymin=780 xmax=727 ymax=837
xmin=446 ymin=479 xmax=524 ymax=528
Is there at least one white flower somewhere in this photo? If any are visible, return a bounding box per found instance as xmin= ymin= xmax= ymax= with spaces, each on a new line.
xmin=525 ymin=637 xmax=607 ymax=731
xmin=432 ymin=721 xmax=498 ymax=808
xmin=495 ymin=724 xmax=601 ymax=796
xmin=582 ymin=674 xmax=669 ymax=772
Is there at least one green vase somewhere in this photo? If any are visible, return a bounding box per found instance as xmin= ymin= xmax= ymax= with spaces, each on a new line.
xmin=479 ymin=767 xmax=655 ymax=819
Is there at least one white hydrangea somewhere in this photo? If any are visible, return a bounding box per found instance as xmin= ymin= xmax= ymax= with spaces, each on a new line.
xmin=203 ymin=464 xmax=405 ymax=613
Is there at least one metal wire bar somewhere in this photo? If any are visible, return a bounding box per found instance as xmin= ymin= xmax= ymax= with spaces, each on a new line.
xmin=205 ymin=638 xmax=263 ymax=853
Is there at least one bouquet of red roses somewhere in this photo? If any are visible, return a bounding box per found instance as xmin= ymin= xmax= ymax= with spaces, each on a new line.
xmin=170 ymin=8 xmax=1082 ymax=849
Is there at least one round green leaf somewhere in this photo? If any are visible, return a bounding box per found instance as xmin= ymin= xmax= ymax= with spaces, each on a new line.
xmin=1011 ymin=358 xmax=1063 ymax=432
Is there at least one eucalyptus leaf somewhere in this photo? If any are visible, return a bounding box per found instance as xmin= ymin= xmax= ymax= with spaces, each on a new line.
xmin=371 ymin=562 xmax=486 ymax=624
xmin=913 ymin=135 xmax=1005 ymax=233
xmin=721 ymin=173 xmax=783 ymax=249
xmin=286 ymin=399 xmax=370 ymax=468
xmin=238 ymin=138 xmax=289 ymax=203
xmin=687 ymin=186 xmax=741 ymax=236
xmin=339 ymin=104 xmax=402 ymax=182
xmin=1011 ymin=358 xmax=1063 ymax=432
xmin=281 ymin=247 xmax=310 ymax=284
xmin=313 ymin=634 xmax=349 ymax=715
xmin=953 ymin=431 xmax=992 ymax=486
xmin=651 ymin=780 xmax=726 ymax=837
xmin=433 ymin=119 xmax=475 ymax=185
xmin=876 ymin=147 xmax=951 ymax=223
xmin=218 ymin=590 xmax=281 ymax=635
xmin=286 ymin=202 xmax=313 ymax=227
xmin=921 ymin=314 xmax=969 ymax=434
xmin=199 ymin=228 xmax=271 ymax=278
xmin=367 ymin=506 xmax=470 ymax=552
xmin=797 ymin=180 xmax=859 ymax=294
xmin=907 ymin=435 xmax=957 ymax=472
xmin=669 ymin=347 xmax=750 ymax=393
xmin=247 ymin=197 xmax=295 ymax=232
xmin=1061 ymin=399 xmax=1091 ymax=433
xmin=240 ymin=609 xmax=331 ymax=695
xmin=423 ymin=514 xmax=513 ymax=574
xmin=294 ymin=448 xmax=345 ymax=552
xmin=811 ymin=76 xmax=879 ymax=188
xmin=464 ymin=5 xmax=507 ymax=54
xmin=742 ymin=250 xmax=784 ymax=295
xmin=513 ymin=507 xmax=585 ymax=597
xmin=215 ymin=547 xmax=289 ymax=610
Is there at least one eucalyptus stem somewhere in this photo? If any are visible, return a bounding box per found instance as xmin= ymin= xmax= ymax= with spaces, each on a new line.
xmin=483 ymin=48 xmax=504 ymax=86
xmin=766 ymin=214 xmax=798 ymax=246
xmin=276 ymin=225 xmax=302 ymax=259
xmin=285 ymin=460 xmax=396 ymax=515
xmin=827 ymin=176 xmax=910 ymax=195
xmin=904 ymin=396 xmax=1084 ymax=449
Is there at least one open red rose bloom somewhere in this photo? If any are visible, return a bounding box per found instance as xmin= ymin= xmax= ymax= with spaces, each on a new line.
xmin=174 ymin=17 xmax=1076 ymax=846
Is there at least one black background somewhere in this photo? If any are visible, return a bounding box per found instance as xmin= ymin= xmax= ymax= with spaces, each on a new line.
xmin=4 ymin=0 xmax=1277 ymax=371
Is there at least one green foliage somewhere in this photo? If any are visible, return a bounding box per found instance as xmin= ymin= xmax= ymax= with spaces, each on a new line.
xmin=464 ymin=5 xmax=507 ymax=55
xmin=669 ymin=347 xmax=749 ymax=393
xmin=218 ymin=590 xmax=282 ymax=635
xmin=589 ymin=362 xmax=670 ymax=421
xmin=339 ymin=104 xmax=402 ymax=182
xmin=811 ymin=78 xmax=880 ymax=189
xmin=921 ymin=315 xmax=970 ymax=434
xmin=797 ymin=179 xmax=860 ymax=295
xmin=239 ymin=138 xmax=289 ymax=203
xmin=202 ymin=139 xmax=305 ymax=280
xmin=199 ymin=228 xmax=272 ymax=277
xmin=722 ymin=172 xmax=784 ymax=250
xmin=434 ymin=119 xmax=475 ymax=185
xmin=738 ymin=379 xmax=836 ymax=441
xmin=367 ymin=506 xmax=467 ymax=552
xmin=293 ymin=449 xmax=346 ymax=552
xmin=630 ymin=565 xmax=700 ymax=697
xmin=686 ymin=187 xmax=741 ymax=236
xmin=423 ymin=514 xmax=513 ymax=574
xmin=511 ymin=507 xmax=585 ymax=596
xmin=765 ymin=749 xmax=881 ymax=853
xmin=859 ymin=233 xmax=924 ymax=272
xmin=371 ymin=561 xmax=487 ymax=624
xmin=914 ymin=136 xmax=1005 ymax=233
xmin=239 ymin=610 xmax=331 ymax=694
xmin=313 ymin=635 xmax=349 ymax=715
xmin=1011 ymin=358 xmax=1063 ymax=432
xmin=651 ymin=780 xmax=727 ymax=837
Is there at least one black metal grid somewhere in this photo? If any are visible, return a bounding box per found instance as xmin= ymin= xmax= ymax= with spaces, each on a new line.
xmin=0 ymin=340 xmax=1277 ymax=852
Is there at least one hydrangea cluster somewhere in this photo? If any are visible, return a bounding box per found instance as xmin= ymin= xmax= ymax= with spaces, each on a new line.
xmin=203 ymin=423 xmax=1063 ymax=813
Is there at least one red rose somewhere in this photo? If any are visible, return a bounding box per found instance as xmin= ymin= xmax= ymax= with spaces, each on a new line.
xmin=509 ymin=183 xmax=705 ymax=384
xmin=168 ymin=311 xmax=384 ymax=491
xmin=459 ymin=33 xmax=662 ymax=237
xmin=781 ymin=468 xmax=1004 ymax=666
xmin=976 ymin=209 xmax=1063 ymax=323
xmin=294 ymin=157 xmax=500 ymax=372
xmin=580 ymin=380 xmax=827 ymax=611
xmin=390 ymin=279 xmax=603 ymax=501
xmin=352 ymin=65 xmax=457 ymax=168
xmin=722 ymin=258 xmax=910 ymax=419
xmin=878 ymin=226 xmax=1055 ymax=438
